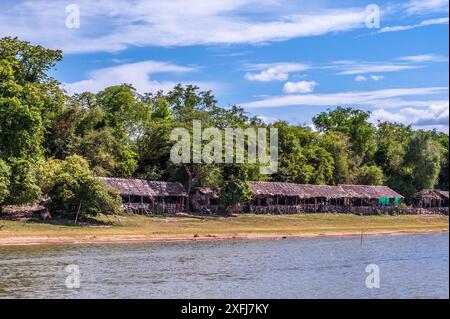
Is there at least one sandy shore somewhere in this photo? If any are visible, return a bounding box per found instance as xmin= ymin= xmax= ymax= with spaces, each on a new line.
xmin=0 ymin=229 xmax=447 ymax=246
xmin=1 ymin=214 xmax=447 ymax=246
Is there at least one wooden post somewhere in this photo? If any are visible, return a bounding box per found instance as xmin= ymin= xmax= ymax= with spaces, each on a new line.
xmin=75 ymin=201 xmax=82 ymax=225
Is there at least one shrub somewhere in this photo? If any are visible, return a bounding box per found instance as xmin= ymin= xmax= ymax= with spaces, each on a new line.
xmin=5 ymin=157 xmax=41 ymax=205
xmin=38 ymin=155 xmax=122 ymax=217
xmin=0 ymin=159 xmax=11 ymax=206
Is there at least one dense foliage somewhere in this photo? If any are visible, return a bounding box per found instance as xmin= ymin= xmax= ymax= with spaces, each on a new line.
xmin=0 ymin=37 xmax=448 ymax=215
xmin=37 ymin=155 xmax=122 ymax=217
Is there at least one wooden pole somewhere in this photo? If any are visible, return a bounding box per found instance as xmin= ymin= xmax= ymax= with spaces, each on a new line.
xmin=75 ymin=201 xmax=82 ymax=225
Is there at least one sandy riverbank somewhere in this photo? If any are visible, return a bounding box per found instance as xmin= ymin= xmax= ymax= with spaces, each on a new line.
xmin=0 ymin=229 xmax=448 ymax=246
xmin=0 ymin=213 xmax=448 ymax=246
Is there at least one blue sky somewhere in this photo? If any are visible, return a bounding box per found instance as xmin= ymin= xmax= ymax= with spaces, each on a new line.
xmin=1 ymin=0 xmax=449 ymax=131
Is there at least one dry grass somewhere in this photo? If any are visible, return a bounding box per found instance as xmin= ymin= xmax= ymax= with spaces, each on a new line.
xmin=0 ymin=213 xmax=448 ymax=241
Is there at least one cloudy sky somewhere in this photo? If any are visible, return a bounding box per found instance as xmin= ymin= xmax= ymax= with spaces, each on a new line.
xmin=1 ymin=0 xmax=448 ymax=131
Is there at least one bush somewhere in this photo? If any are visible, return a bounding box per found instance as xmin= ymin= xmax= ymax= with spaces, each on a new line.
xmin=354 ymin=165 xmax=385 ymax=185
xmin=5 ymin=157 xmax=41 ymax=205
xmin=38 ymin=155 xmax=122 ymax=217
xmin=0 ymin=159 xmax=11 ymax=206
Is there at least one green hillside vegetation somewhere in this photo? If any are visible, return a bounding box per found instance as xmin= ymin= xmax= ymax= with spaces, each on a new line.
xmin=0 ymin=37 xmax=448 ymax=219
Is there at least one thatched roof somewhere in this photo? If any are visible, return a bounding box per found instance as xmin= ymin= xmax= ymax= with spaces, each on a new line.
xmin=194 ymin=187 xmax=220 ymax=199
xmin=99 ymin=177 xmax=187 ymax=197
xmin=249 ymin=182 xmax=350 ymax=198
xmin=249 ymin=181 xmax=403 ymax=199
xmin=339 ymin=184 xmax=404 ymax=199
xmin=414 ymin=189 xmax=449 ymax=200
xmin=250 ymin=182 xmax=302 ymax=197
xmin=437 ymin=190 xmax=449 ymax=199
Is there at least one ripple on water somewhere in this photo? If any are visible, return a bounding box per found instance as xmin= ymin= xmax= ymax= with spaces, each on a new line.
xmin=0 ymin=232 xmax=448 ymax=298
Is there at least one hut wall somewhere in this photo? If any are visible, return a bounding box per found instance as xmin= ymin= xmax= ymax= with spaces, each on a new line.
xmin=248 ymin=203 xmax=402 ymax=215
xmin=190 ymin=188 xmax=219 ymax=214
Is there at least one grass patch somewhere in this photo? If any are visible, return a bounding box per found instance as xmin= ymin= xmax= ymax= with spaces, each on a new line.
xmin=0 ymin=213 xmax=448 ymax=241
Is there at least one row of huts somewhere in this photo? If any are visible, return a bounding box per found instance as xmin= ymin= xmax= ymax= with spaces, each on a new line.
xmin=99 ymin=177 xmax=449 ymax=215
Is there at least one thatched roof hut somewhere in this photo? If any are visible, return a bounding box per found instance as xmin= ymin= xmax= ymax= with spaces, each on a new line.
xmin=190 ymin=187 xmax=220 ymax=214
xmin=413 ymin=189 xmax=449 ymax=208
xmin=247 ymin=181 xmax=404 ymax=213
xmin=194 ymin=187 xmax=220 ymax=199
xmin=98 ymin=177 xmax=188 ymax=198
xmin=249 ymin=182 xmax=403 ymax=199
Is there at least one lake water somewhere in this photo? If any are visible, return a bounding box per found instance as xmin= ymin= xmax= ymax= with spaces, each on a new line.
xmin=0 ymin=232 xmax=448 ymax=299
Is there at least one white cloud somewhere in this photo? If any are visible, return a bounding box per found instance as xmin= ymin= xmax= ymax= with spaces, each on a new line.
xmin=379 ymin=17 xmax=449 ymax=33
xmin=370 ymin=102 xmax=449 ymax=132
xmin=245 ymin=67 xmax=289 ymax=82
xmin=404 ymin=0 xmax=449 ymax=15
xmin=331 ymin=54 xmax=447 ymax=78
xmin=257 ymin=115 xmax=279 ymax=124
xmin=63 ymin=60 xmax=199 ymax=94
xmin=355 ymin=75 xmax=368 ymax=82
xmin=241 ymin=87 xmax=448 ymax=109
xmin=333 ymin=60 xmax=421 ymax=75
xmin=244 ymin=63 xmax=309 ymax=82
xmin=283 ymin=81 xmax=317 ymax=93
xmin=370 ymin=75 xmax=384 ymax=81
xmin=247 ymin=56 xmax=428 ymax=82
xmin=397 ymin=54 xmax=448 ymax=63
xmin=0 ymin=0 xmax=370 ymax=53
xmin=354 ymin=74 xmax=384 ymax=81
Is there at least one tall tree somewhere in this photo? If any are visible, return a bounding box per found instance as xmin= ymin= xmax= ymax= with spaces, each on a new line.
xmin=0 ymin=37 xmax=64 ymax=204
xmin=219 ymin=164 xmax=252 ymax=215
xmin=404 ymin=132 xmax=442 ymax=194
xmin=320 ymin=131 xmax=351 ymax=184
xmin=313 ymin=107 xmax=376 ymax=164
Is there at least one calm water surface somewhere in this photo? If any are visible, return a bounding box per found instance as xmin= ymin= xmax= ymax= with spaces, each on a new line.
xmin=0 ymin=232 xmax=448 ymax=298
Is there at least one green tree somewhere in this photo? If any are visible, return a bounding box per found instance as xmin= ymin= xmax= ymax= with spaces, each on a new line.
xmin=74 ymin=128 xmax=137 ymax=177
xmin=374 ymin=122 xmax=413 ymax=196
xmin=0 ymin=37 xmax=65 ymax=206
xmin=96 ymin=84 xmax=151 ymax=138
xmin=38 ymin=155 xmax=122 ymax=217
xmin=6 ymin=157 xmax=41 ymax=204
xmin=354 ymin=165 xmax=385 ymax=185
xmin=219 ymin=164 xmax=252 ymax=215
xmin=274 ymin=122 xmax=334 ymax=184
xmin=432 ymin=132 xmax=449 ymax=191
xmin=404 ymin=132 xmax=442 ymax=192
xmin=0 ymin=159 xmax=11 ymax=210
xmin=320 ymin=131 xmax=351 ymax=184
xmin=0 ymin=37 xmax=64 ymax=142
xmin=146 ymin=85 xmax=223 ymax=208
xmin=0 ymin=59 xmax=44 ymax=159
xmin=313 ymin=107 xmax=376 ymax=163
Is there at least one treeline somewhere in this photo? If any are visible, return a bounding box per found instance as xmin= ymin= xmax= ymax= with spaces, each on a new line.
xmin=0 ymin=37 xmax=448 ymax=217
